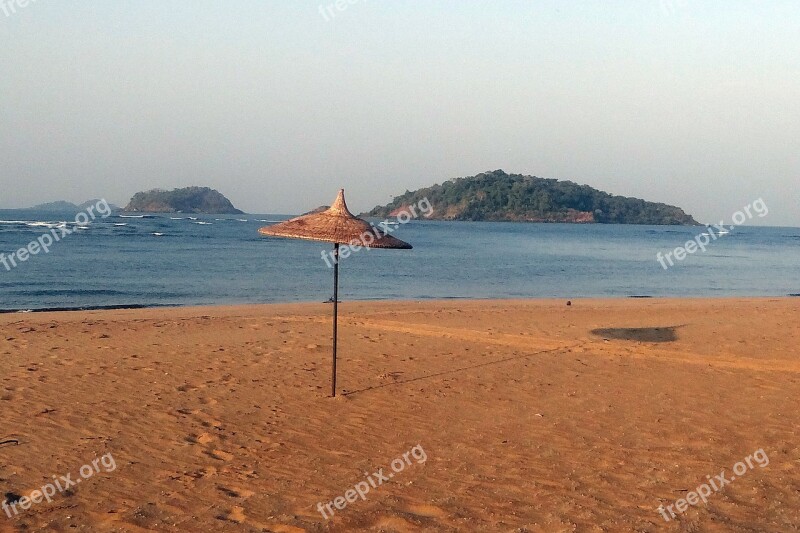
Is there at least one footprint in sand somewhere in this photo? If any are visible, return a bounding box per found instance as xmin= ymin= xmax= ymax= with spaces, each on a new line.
xmin=218 ymin=505 xmax=246 ymax=524
xmin=186 ymin=432 xmax=215 ymax=445
xmin=217 ymin=485 xmax=255 ymax=499
xmin=372 ymin=516 xmax=419 ymax=531
xmin=405 ymin=503 xmax=447 ymax=518
xmin=187 ymin=466 xmax=217 ymax=479
xmin=208 ymin=449 xmax=235 ymax=461
xmin=200 ymin=418 xmax=224 ymax=430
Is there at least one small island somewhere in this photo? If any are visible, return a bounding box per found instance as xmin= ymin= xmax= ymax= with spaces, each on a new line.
xmin=367 ymin=170 xmax=699 ymax=225
xmin=124 ymin=187 xmax=244 ymax=214
xmin=11 ymin=200 xmax=121 ymax=212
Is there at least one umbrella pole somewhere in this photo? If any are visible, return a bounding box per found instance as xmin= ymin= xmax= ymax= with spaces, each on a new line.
xmin=331 ymin=243 xmax=339 ymax=397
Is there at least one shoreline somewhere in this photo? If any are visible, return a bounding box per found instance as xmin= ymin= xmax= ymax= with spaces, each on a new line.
xmin=2 ymin=293 xmax=799 ymax=315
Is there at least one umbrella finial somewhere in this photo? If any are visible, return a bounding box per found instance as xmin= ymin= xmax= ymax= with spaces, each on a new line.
xmin=329 ymin=189 xmax=352 ymax=217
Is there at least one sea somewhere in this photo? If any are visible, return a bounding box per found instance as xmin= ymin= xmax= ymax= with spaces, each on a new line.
xmin=0 ymin=209 xmax=798 ymax=312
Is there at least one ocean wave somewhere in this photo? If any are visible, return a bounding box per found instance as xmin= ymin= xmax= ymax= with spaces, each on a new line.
xmin=152 ymin=232 xmax=166 ymax=236
xmin=118 ymin=215 xmax=145 ymax=218
xmin=26 ymin=221 xmax=60 ymax=228
xmin=193 ymin=221 xmax=212 ymax=225
xmin=25 ymin=221 xmax=84 ymax=229
xmin=0 ymin=220 xmax=28 ymax=225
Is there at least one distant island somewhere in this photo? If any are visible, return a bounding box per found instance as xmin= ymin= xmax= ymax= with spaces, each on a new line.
xmin=124 ymin=187 xmax=244 ymax=214
xmin=366 ymin=170 xmax=699 ymax=225
xmin=12 ymin=200 xmax=121 ymax=212
xmin=302 ymin=206 xmax=330 ymax=215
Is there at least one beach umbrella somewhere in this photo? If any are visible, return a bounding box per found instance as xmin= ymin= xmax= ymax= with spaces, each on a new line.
xmin=259 ymin=189 xmax=412 ymax=396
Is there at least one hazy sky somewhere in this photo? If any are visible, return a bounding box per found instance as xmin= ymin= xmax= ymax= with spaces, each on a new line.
xmin=1 ymin=1 xmax=797 ymax=225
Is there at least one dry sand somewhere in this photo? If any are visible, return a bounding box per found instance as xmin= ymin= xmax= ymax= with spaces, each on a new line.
xmin=1 ymin=298 xmax=798 ymax=532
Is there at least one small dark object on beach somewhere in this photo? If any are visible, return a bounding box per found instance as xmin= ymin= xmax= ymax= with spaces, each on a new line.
xmin=566 ymin=301 xmax=572 ymax=306
xmin=4 ymin=492 xmax=22 ymax=504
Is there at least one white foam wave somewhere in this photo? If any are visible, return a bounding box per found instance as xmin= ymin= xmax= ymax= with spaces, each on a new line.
xmin=26 ymin=222 xmax=59 ymax=228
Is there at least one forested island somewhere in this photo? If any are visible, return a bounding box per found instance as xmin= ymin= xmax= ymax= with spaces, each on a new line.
xmin=124 ymin=187 xmax=243 ymax=214
xmin=367 ymin=170 xmax=698 ymax=225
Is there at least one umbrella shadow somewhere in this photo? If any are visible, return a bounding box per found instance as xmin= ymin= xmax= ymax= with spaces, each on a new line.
xmin=342 ymin=343 xmax=583 ymax=397
xmin=590 ymin=325 xmax=686 ymax=343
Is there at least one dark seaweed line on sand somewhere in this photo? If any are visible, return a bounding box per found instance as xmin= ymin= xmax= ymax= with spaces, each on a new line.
xmin=0 ymin=303 xmax=178 ymax=314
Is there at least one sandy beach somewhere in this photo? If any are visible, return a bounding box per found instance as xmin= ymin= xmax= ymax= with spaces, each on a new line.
xmin=1 ymin=298 xmax=798 ymax=532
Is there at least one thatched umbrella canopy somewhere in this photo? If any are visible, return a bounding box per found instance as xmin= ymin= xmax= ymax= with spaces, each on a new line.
xmin=259 ymin=189 xmax=412 ymax=396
